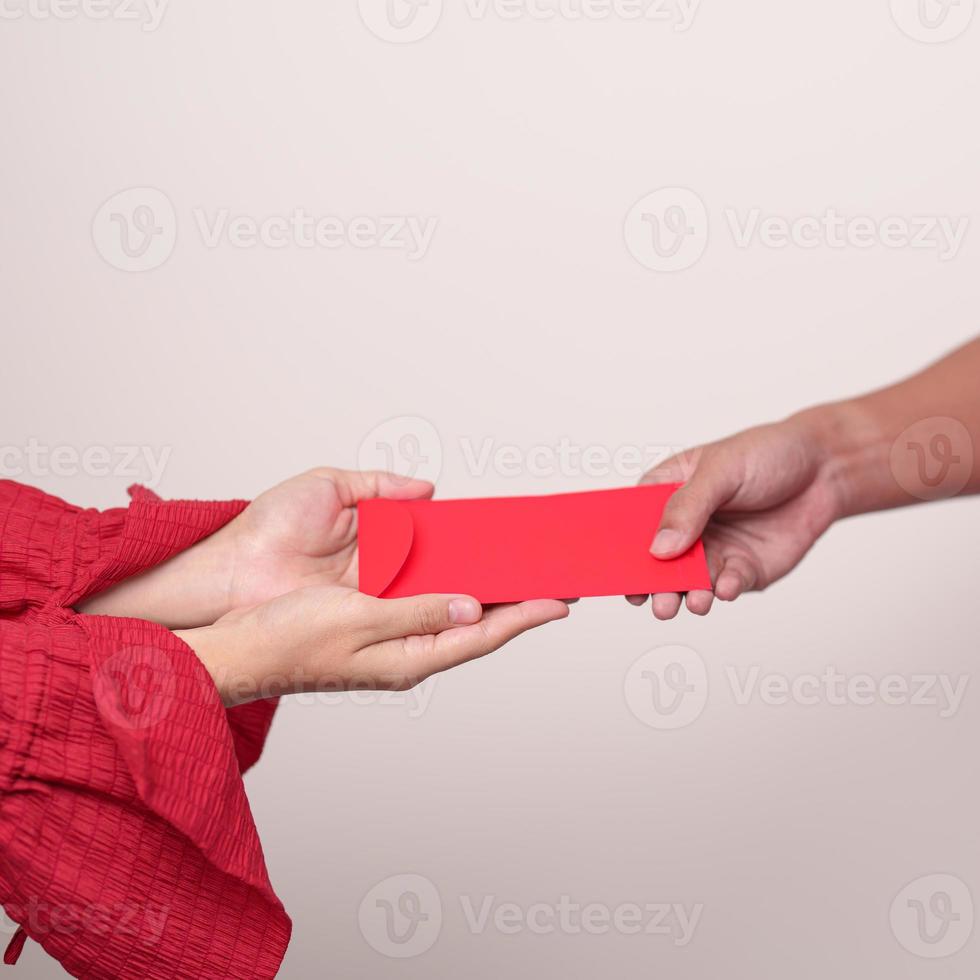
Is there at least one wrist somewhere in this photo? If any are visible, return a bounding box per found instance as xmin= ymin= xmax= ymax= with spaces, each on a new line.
xmin=176 ymin=613 xmax=275 ymax=708
xmin=790 ymin=398 xmax=889 ymax=522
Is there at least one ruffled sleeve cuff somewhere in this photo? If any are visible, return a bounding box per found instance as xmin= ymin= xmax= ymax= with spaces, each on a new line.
xmin=65 ymin=485 xmax=250 ymax=608
xmin=0 ymin=480 xmax=110 ymax=613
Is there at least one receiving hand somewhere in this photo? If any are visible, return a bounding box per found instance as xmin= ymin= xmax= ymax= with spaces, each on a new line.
xmin=177 ymin=587 xmax=570 ymax=707
xmin=221 ymin=468 xmax=433 ymax=608
xmin=79 ymin=468 xmax=433 ymax=629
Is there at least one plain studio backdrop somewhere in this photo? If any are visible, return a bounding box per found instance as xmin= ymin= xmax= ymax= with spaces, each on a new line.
xmin=1 ymin=2 xmax=979 ymax=977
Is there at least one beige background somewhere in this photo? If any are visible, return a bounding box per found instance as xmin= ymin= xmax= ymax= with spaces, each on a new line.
xmin=1 ymin=1 xmax=979 ymax=976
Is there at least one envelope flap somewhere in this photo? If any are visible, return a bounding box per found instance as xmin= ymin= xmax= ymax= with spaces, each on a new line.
xmin=357 ymin=499 xmax=415 ymax=597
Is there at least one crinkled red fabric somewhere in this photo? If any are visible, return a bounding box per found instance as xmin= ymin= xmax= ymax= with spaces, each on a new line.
xmin=0 ymin=480 xmax=290 ymax=978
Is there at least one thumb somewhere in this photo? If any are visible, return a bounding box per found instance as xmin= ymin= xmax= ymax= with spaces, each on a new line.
xmin=322 ymin=468 xmax=435 ymax=506
xmin=372 ymin=471 xmax=435 ymax=501
xmin=651 ymin=453 xmax=737 ymax=558
xmin=361 ymin=593 xmax=483 ymax=644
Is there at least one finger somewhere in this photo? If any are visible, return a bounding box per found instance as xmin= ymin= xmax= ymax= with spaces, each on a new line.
xmin=313 ymin=467 xmax=435 ymax=506
xmin=651 ymin=593 xmax=682 ymax=621
xmin=704 ymin=540 xmax=725 ymax=584
xmin=650 ymin=453 xmax=739 ymax=559
xmin=625 ymin=594 xmax=649 ymax=606
xmin=684 ymin=590 xmax=714 ymax=616
xmin=390 ymin=599 xmax=570 ymax=678
xmin=360 ymin=592 xmax=483 ymax=644
xmin=714 ymin=556 xmax=757 ymax=601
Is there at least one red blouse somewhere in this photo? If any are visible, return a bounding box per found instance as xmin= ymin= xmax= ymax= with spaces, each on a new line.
xmin=0 ymin=480 xmax=290 ymax=978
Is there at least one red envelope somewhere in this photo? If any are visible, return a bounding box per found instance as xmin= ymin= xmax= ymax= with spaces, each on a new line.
xmin=358 ymin=484 xmax=710 ymax=603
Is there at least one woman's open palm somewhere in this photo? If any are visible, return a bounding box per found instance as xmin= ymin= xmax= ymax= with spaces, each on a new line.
xmin=224 ymin=468 xmax=433 ymax=608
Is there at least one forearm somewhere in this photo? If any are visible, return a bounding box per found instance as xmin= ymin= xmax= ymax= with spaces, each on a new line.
xmin=76 ymin=521 xmax=238 ymax=629
xmin=798 ymin=337 xmax=980 ymax=520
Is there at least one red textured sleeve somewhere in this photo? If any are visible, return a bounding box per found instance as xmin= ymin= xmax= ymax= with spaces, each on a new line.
xmin=0 ymin=480 xmax=277 ymax=775
xmin=0 ymin=614 xmax=290 ymax=978
xmin=0 ymin=482 xmax=290 ymax=977
xmin=0 ymin=479 xmax=110 ymax=613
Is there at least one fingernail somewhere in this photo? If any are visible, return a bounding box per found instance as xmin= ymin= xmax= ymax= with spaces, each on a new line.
xmin=449 ymin=597 xmax=481 ymax=624
xmin=651 ymin=529 xmax=684 ymax=557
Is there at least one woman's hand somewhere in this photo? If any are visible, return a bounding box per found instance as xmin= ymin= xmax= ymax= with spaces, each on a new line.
xmin=80 ymin=468 xmax=433 ymax=629
xmin=221 ymin=468 xmax=432 ymax=607
xmin=177 ymin=588 xmax=570 ymax=707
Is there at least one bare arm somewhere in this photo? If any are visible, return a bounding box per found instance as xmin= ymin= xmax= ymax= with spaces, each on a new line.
xmin=635 ymin=337 xmax=980 ymax=620
xmin=816 ymin=337 xmax=980 ymax=517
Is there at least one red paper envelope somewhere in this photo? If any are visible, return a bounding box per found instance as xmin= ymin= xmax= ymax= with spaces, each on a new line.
xmin=358 ymin=484 xmax=710 ymax=603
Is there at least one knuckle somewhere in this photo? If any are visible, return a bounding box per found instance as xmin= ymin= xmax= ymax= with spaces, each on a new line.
xmin=412 ymin=602 xmax=443 ymax=636
xmin=476 ymin=617 xmax=496 ymax=648
xmin=398 ymin=634 xmax=438 ymax=680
